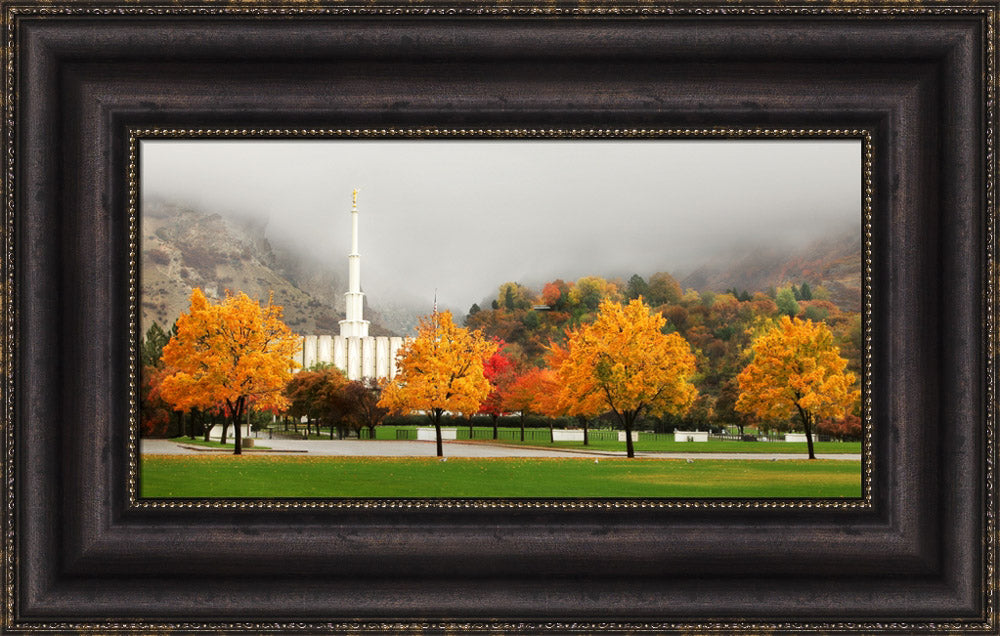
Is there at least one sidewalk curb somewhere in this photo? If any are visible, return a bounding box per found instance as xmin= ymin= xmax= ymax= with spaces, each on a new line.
xmin=176 ymin=444 xmax=307 ymax=454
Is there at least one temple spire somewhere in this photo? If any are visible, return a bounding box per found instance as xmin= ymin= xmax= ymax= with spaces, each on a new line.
xmin=339 ymin=188 xmax=370 ymax=338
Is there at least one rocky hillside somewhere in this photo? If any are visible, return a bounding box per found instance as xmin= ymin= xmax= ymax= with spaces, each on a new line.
xmin=679 ymin=230 xmax=863 ymax=312
xmin=140 ymin=201 xmax=395 ymax=337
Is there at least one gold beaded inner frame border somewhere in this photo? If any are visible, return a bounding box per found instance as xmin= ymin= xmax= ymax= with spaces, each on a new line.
xmin=126 ymin=127 xmax=874 ymax=511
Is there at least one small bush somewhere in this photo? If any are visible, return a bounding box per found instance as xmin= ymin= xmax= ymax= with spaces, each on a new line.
xmin=145 ymin=248 xmax=170 ymax=266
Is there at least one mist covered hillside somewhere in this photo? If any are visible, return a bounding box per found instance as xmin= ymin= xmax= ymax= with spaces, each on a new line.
xmin=140 ymin=200 xmax=395 ymax=337
xmin=679 ymin=230 xmax=862 ymax=313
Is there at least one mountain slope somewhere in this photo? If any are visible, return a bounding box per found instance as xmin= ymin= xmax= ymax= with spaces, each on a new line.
xmin=140 ymin=201 xmax=395 ymax=337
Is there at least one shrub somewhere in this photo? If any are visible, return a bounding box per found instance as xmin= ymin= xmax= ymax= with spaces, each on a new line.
xmin=145 ymin=248 xmax=170 ymax=266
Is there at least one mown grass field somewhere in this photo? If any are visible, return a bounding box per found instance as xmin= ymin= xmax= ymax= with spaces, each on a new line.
xmin=140 ymin=455 xmax=862 ymax=498
xmin=481 ymin=438 xmax=861 ymax=454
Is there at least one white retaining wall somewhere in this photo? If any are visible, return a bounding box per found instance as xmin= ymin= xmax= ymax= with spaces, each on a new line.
xmin=552 ymin=429 xmax=585 ymax=442
xmin=417 ymin=427 xmax=457 ymax=441
xmin=674 ymin=431 xmax=709 ymax=442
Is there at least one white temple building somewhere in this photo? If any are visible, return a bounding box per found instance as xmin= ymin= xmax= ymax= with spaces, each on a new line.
xmin=296 ymin=190 xmax=407 ymax=380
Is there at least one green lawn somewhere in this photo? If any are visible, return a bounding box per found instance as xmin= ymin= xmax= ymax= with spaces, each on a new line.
xmin=349 ymin=425 xmax=861 ymax=454
xmin=482 ymin=439 xmax=861 ymax=454
xmin=140 ymin=455 xmax=862 ymax=498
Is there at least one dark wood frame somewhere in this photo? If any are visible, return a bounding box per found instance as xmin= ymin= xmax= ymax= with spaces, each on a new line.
xmin=2 ymin=1 xmax=995 ymax=632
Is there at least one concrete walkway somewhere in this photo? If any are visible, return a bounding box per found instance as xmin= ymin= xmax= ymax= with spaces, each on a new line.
xmin=140 ymin=439 xmax=860 ymax=461
xmin=141 ymin=438 xmax=602 ymax=458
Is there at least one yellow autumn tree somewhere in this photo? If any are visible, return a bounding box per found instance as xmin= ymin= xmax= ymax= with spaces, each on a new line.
xmin=159 ymin=288 xmax=300 ymax=455
xmin=379 ymin=310 xmax=498 ymax=457
xmin=736 ymin=315 xmax=861 ymax=459
xmin=559 ymin=298 xmax=698 ymax=458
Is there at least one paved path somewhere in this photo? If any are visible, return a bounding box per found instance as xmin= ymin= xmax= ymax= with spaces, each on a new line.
xmin=140 ymin=439 xmax=860 ymax=461
xmin=141 ymin=438 xmax=601 ymax=458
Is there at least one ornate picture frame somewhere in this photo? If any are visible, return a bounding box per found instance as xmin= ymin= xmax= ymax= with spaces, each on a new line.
xmin=2 ymin=1 xmax=995 ymax=632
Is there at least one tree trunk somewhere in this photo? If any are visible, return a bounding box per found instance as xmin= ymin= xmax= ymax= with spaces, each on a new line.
xmin=491 ymin=414 xmax=499 ymax=440
xmin=803 ymin=413 xmax=816 ymax=460
xmin=469 ymin=417 xmax=474 ymax=440
xmin=621 ymin=410 xmax=636 ymax=459
xmin=220 ymin=420 xmax=229 ymax=445
xmin=203 ymin=413 xmax=213 ymax=442
xmin=577 ymin=415 xmax=589 ymax=446
xmin=431 ymin=409 xmax=444 ymax=457
xmin=519 ymin=413 xmax=525 ymax=442
xmin=232 ymin=398 xmax=244 ymax=456
xmin=796 ymin=404 xmax=817 ymax=459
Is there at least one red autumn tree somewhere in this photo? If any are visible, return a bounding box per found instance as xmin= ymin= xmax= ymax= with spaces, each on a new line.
xmin=478 ymin=345 xmax=518 ymax=439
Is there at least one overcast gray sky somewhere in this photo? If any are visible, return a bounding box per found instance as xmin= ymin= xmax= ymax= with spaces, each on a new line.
xmin=140 ymin=139 xmax=861 ymax=314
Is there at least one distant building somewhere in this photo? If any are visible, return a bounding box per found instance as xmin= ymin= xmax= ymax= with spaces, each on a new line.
xmin=295 ymin=190 xmax=409 ymax=380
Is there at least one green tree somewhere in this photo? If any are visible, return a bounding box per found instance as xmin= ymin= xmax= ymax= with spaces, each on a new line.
xmin=646 ymin=272 xmax=683 ymax=306
xmin=626 ymin=274 xmax=649 ymax=300
xmin=497 ymin=282 xmax=533 ymax=311
xmin=775 ymin=286 xmax=800 ymax=317
xmin=140 ymin=321 xmax=176 ymax=437
xmin=141 ymin=321 xmax=172 ymax=369
xmin=569 ymin=276 xmax=621 ymax=313
xmin=802 ymin=304 xmax=828 ymax=322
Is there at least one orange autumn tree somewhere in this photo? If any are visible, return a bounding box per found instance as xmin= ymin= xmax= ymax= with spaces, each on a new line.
xmin=502 ymin=366 xmax=553 ymax=442
xmin=560 ymin=298 xmax=698 ymax=458
xmin=545 ymin=341 xmax=606 ymax=445
xmin=736 ymin=315 xmax=861 ymax=459
xmin=379 ymin=310 xmax=498 ymax=457
xmin=159 ymin=288 xmax=300 ymax=455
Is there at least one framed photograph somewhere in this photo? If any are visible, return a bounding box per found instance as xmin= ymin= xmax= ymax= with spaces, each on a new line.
xmin=3 ymin=1 xmax=995 ymax=632
xmin=135 ymin=133 xmax=868 ymax=501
